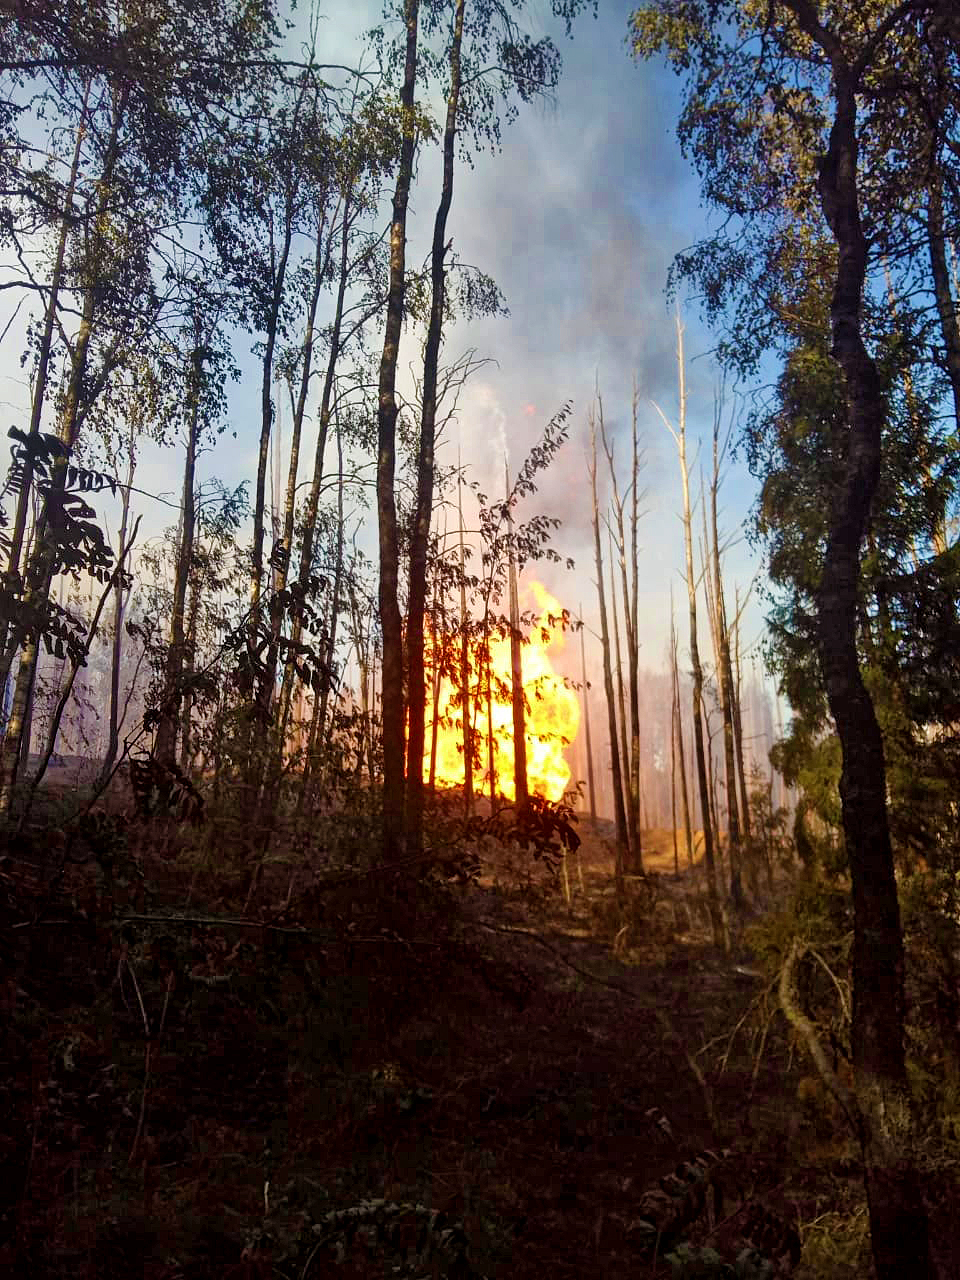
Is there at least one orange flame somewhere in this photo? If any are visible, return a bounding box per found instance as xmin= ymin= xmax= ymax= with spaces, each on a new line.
xmin=427 ymin=581 xmax=580 ymax=802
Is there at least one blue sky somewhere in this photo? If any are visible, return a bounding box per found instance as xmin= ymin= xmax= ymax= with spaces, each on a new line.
xmin=0 ymin=0 xmax=779 ymax=711
xmin=389 ymin=0 xmax=772 ymax=669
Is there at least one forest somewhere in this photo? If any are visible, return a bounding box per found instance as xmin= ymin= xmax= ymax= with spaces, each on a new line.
xmin=1 ymin=0 xmax=960 ymax=1276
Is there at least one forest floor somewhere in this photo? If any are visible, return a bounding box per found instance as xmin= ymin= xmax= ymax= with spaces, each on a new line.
xmin=0 ymin=803 xmax=875 ymax=1277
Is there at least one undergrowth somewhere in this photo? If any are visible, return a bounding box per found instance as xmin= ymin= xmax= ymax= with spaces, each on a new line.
xmin=3 ymin=794 xmax=958 ymax=1275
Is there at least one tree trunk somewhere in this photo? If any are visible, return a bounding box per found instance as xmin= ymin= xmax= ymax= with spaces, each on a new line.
xmin=100 ymin=435 xmax=136 ymax=785
xmin=156 ymin=341 xmax=203 ymax=766
xmin=0 ymin=80 xmax=90 ymax=671
xmin=629 ymin=381 xmax=643 ymax=859
xmin=485 ymin=638 xmax=496 ymax=804
xmin=22 ymin=517 xmax=140 ymax=819
xmin=457 ymin=475 xmax=473 ymax=814
xmin=277 ymin=191 xmax=354 ymax=745
xmin=670 ymin=661 xmax=678 ymax=876
xmin=405 ymin=0 xmax=465 ymax=856
xmin=506 ymin=463 xmax=528 ymax=807
xmin=0 ymin=88 xmax=127 ymax=789
xmin=377 ymin=0 xmax=420 ymax=862
xmin=703 ymin=693 xmax=721 ymax=873
xmin=927 ymin=170 xmax=960 ymax=435
xmin=671 ymin=590 xmax=693 ymax=867
xmin=608 ymin=526 xmax=634 ymax=855
xmin=579 ymin=606 xmax=597 ymax=822
xmin=588 ymin=404 xmax=627 ymax=889
xmin=249 ymin=178 xmax=297 ymax=659
xmin=783 ymin=6 xmax=935 ymax=1269
xmin=179 ymin=575 xmax=200 ymax=775
xmin=428 ymin=575 xmax=444 ymax=791
xmin=708 ymin=413 xmax=744 ymax=909
xmin=0 ymin=205 xmax=118 ymax=811
xmin=654 ymin=315 xmax=721 ymax=938
xmin=731 ymin=594 xmax=752 ymax=846
xmin=320 ymin=420 xmax=346 ymax=742
xmin=599 ymin=399 xmax=644 ymax=869
xmin=255 ymin=199 xmax=340 ymax=824
xmin=602 ymin=428 xmax=643 ymax=870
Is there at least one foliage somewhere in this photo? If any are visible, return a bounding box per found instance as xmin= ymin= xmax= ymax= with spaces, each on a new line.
xmin=127 ymin=754 xmax=205 ymax=825
xmin=666 ymin=1242 xmax=777 ymax=1279
xmin=471 ymin=791 xmax=581 ymax=872
xmin=746 ymin=879 xmax=852 ymax=974
xmin=793 ymin=1207 xmax=872 ymax=1280
xmin=742 ymin=765 xmax=792 ymax=892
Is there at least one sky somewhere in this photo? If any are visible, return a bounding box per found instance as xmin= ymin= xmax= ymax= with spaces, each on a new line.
xmin=0 ymin=0 xmax=783 ymax=757
xmin=375 ymin=0 xmax=772 ymax=672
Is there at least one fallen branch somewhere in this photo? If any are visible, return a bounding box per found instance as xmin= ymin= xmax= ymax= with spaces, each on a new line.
xmin=778 ymin=937 xmax=859 ymax=1135
xmin=117 ymin=913 xmax=444 ymax=945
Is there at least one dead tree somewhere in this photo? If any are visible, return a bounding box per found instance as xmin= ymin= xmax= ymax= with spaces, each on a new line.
xmin=588 ymin=400 xmax=628 ymax=890
xmin=652 ymin=314 xmax=722 ymax=943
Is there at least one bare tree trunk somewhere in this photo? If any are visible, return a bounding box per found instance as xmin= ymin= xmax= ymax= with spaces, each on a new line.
xmin=588 ymin=402 xmax=627 ymax=890
xmin=629 ymin=381 xmax=643 ymax=853
xmin=670 ymin=664 xmax=678 ymax=876
xmin=428 ymin=576 xmax=444 ymax=791
xmin=485 ymin=639 xmax=495 ymax=804
xmin=703 ymin=694 xmax=721 ymax=872
xmin=377 ymin=0 xmax=420 ymax=862
xmin=347 ymin=575 xmax=375 ymax=785
xmin=774 ymin=694 xmax=787 ymax=813
xmin=260 ymin=199 xmax=336 ymax=765
xmin=708 ymin=406 xmax=744 ymax=909
xmin=156 ymin=340 xmax=203 ymax=766
xmin=506 ymin=461 xmax=529 ymax=808
xmin=653 ymin=315 xmax=721 ymax=941
xmin=406 ymin=0 xmax=466 ymax=856
xmin=277 ymin=191 xmax=355 ymax=745
xmin=179 ymin=577 xmax=199 ymax=775
xmin=457 ymin=474 xmax=473 ymax=814
xmin=608 ymin=525 xmax=633 ymax=850
xmin=671 ymin=587 xmax=694 ymax=867
xmin=731 ymin=592 xmax=752 ymax=847
xmin=249 ymin=114 xmax=304 ymax=662
xmin=100 ymin=430 xmax=136 ymax=785
xmin=317 ymin=418 xmax=346 ymax=750
xmin=599 ymin=399 xmax=644 ymax=870
xmin=579 ymin=606 xmax=597 ymax=822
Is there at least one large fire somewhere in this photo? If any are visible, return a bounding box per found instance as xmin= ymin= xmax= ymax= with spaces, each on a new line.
xmin=426 ymin=581 xmax=580 ymax=802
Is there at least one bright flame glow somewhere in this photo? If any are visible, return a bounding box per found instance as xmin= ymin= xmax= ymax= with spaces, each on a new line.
xmin=427 ymin=581 xmax=580 ymax=802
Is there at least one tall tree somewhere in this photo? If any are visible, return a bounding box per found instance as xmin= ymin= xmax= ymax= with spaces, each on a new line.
xmin=457 ymin=470 xmax=474 ymax=814
xmin=706 ymin=397 xmax=744 ymax=907
xmin=599 ymin=397 xmax=645 ymax=872
xmin=404 ymin=0 xmax=593 ymax=854
xmin=154 ymin=304 xmax=231 ymax=768
xmin=784 ymin=10 xmax=930 ymax=1259
xmin=505 ymin=461 xmax=529 ymax=809
xmin=376 ymin=0 xmax=420 ymax=864
xmin=405 ymin=0 xmax=466 ymax=857
xmin=632 ymin=2 xmax=960 ymax=1268
xmin=653 ymin=316 xmax=721 ymax=939
xmin=588 ymin=399 xmax=628 ymax=888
